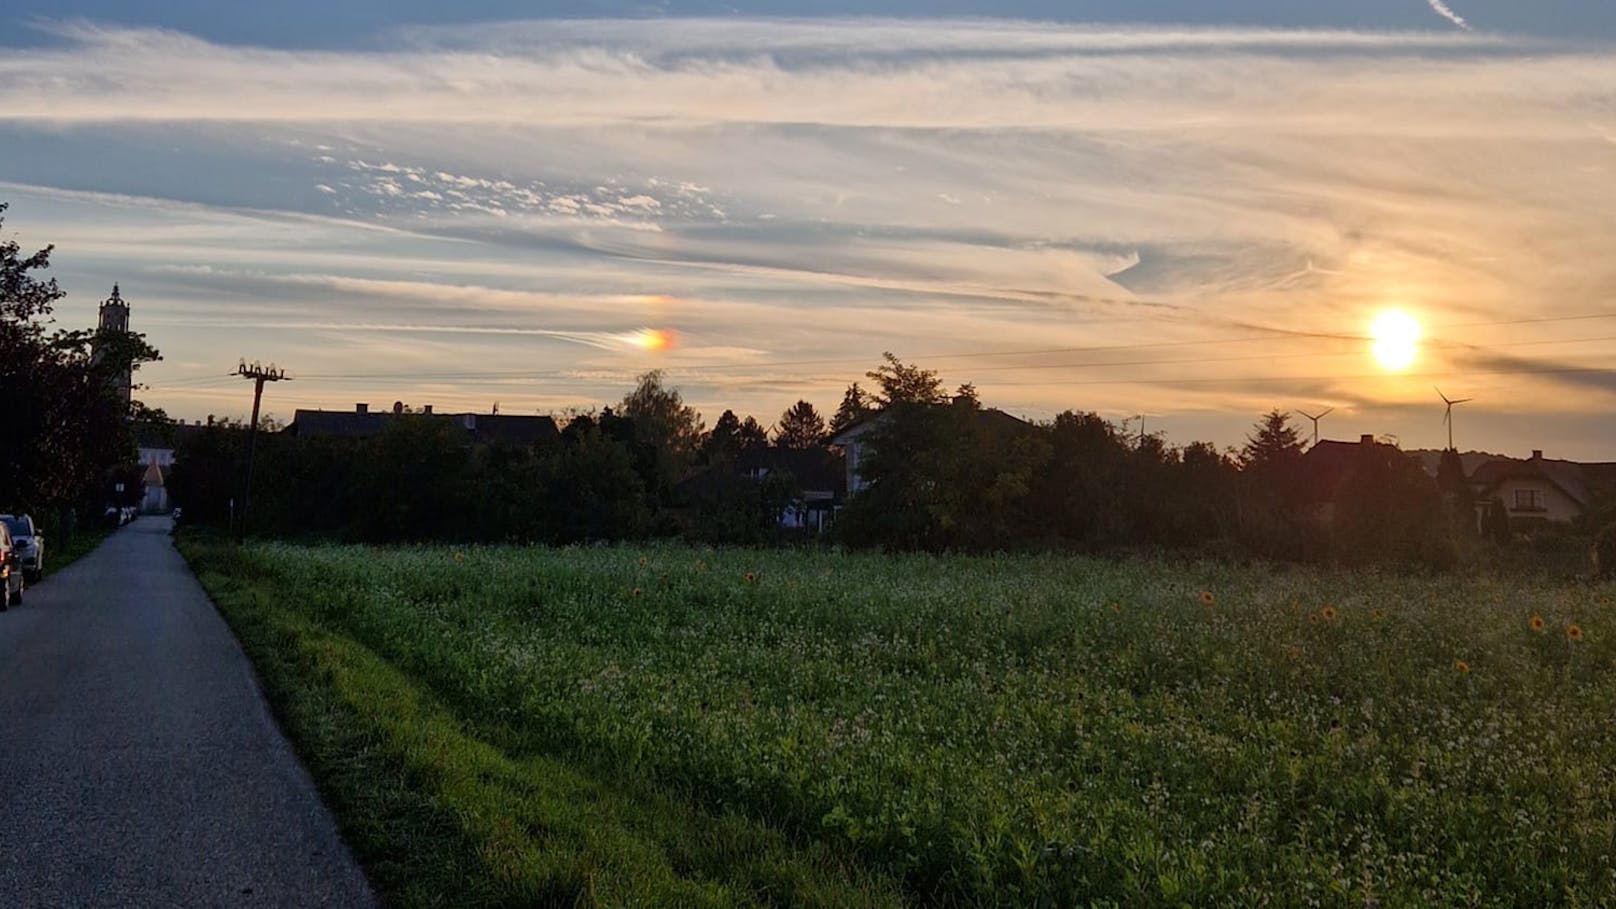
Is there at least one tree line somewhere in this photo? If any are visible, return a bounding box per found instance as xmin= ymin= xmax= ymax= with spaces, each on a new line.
xmin=165 ymin=351 xmax=1510 ymax=568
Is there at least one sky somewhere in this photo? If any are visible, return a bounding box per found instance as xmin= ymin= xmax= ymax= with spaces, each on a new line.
xmin=3 ymin=1 xmax=1616 ymax=459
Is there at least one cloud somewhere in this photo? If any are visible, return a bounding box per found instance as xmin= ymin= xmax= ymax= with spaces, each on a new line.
xmin=4 ymin=19 xmax=1616 ymax=456
xmin=1425 ymin=1 xmax=1472 ymax=32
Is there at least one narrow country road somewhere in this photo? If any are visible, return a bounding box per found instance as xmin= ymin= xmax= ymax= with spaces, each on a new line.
xmin=0 ymin=518 xmax=375 ymax=908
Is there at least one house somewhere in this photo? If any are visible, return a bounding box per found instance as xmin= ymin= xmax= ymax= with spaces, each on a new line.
xmin=285 ymin=402 xmax=560 ymax=447
xmin=676 ymin=447 xmax=846 ymax=534
xmin=140 ymin=457 xmax=167 ymax=513
xmin=827 ymin=404 xmax=1031 ymax=496
xmin=1467 ymin=450 xmax=1616 ymax=526
xmin=132 ymin=420 xmax=214 ymax=514
xmin=735 ymin=447 xmax=845 ymax=533
xmin=1295 ymin=434 xmax=1421 ymax=528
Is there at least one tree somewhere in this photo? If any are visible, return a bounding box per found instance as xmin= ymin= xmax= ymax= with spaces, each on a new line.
xmin=1436 ymin=447 xmax=1476 ymax=536
xmin=866 ymin=352 xmax=947 ymax=407
xmin=839 ymin=395 xmax=1049 ymax=552
xmin=0 ymin=203 xmax=159 ymax=521
xmin=776 ymin=399 xmax=827 ymax=449
xmin=1235 ymin=410 xmax=1310 ymax=559
xmin=619 ymin=370 xmax=704 ymax=503
xmin=829 ymin=382 xmax=873 ymax=434
xmin=702 ymin=409 xmax=744 ymax=464
xmin=737 ymin=415 xmax=769 ymax=453
xmin=1240 ymin=410 xmax=1305 ymax=473
xmin=620 ymin=370 xmax=705 ymax=458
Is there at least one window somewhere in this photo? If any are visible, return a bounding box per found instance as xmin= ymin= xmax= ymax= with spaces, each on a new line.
xmin=1513 ymin=488 xmax=1546 ymax=512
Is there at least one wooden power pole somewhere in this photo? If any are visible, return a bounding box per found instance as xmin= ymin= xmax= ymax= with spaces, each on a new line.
xmin=236 ymin=360 xmax=288 ymax=540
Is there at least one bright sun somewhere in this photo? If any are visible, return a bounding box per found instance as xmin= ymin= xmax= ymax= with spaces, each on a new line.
xmin=1370 ymin=310 xmax=1421 ymax=371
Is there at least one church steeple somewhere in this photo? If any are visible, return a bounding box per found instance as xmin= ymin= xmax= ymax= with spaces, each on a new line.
xmin=99 ymin=283 xmax=130 ymax=333
xmin=93 ymin=283 xmax=133 ymax=408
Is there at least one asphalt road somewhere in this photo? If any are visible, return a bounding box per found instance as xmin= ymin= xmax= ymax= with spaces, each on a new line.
xmin=0 ymin=518 xmax=376 ymax=908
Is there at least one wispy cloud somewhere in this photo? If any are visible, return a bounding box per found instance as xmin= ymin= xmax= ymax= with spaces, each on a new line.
xmin=1425 ymin=1 xmax=1472 ymax=32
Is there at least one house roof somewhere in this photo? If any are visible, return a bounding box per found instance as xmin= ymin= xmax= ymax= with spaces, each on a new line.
xmin=1297 ymin=437 xmax=1407 ymax=503
xmin=678 ymin=446 xmax=847 ymax=499
xmin=736 ymin=447 xmax=846 ymax=493
xmin=286 ymin=409 xmax=558 ymax=446
xmin=1470 ymin=456 xmax=1595 ymax=507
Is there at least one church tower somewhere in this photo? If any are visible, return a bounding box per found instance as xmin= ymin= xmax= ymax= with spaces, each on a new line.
xmin=95 ymin=284 xmax=133 ymax=407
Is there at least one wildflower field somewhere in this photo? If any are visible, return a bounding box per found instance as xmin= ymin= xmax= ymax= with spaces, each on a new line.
xmin=182 ymin=538 xmax=1616 ymax=907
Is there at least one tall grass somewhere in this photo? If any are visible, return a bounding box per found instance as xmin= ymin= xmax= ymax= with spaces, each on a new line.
xmin=187 ymin=537 xmax=1616 ymax=906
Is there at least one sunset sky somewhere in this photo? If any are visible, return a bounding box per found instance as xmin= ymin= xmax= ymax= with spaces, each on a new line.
xmin=4 ymin=1 xmax=1615 ymax=458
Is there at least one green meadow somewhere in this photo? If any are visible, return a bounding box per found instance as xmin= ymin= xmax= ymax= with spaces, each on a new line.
xmin=182 ymin=537 xmax=1616 ymax=907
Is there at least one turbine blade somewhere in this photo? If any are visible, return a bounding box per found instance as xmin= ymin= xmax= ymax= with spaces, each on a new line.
xmin=1453 ymin=398 xmax=1473 ymax=405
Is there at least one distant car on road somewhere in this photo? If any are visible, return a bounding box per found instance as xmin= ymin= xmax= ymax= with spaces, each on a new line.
xmin=0 ymin=520 xmax=25 ymax=610
xmin=0 ymin=514 xmax=43 ymax=582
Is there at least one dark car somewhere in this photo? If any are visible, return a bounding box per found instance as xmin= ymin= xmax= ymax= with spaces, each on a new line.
xmin=0 ymin=514 xmax=43 ymax=582
xmin=0 ymin=521 xmax=24 ymax=610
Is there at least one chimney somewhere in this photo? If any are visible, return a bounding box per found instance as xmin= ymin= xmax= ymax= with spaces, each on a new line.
xmin=1359 ymin=433 xmax=1374 ymax=445
xmin=393 ymin=401 xmax=404 ymax=415
xmin=1532 ymin=449 xmax=1543 ymax=460
xmin=206 ymin=414 xmax=214 ymax=427
xmin=422 ymin=404 xmax=433 ymax=415
xmin=356 ymin=403 xmax=369 ymax=415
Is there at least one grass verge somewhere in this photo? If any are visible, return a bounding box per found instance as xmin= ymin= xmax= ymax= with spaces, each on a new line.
xmin=39 ymin=523 xmax=114 ymax=580
xmin=180 ymin=533 xmax=903 ymax=909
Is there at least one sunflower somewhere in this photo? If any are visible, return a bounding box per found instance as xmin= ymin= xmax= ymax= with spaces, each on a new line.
xmin=743 ymin=571 xmax=758 ymax=584
xmin=1530 ymin=614 xmax=1545 ymax=633
xmin=1200 ymin=590 xmax=1215 ymax=606
xmin=631 ymin=587 xmax=643 ymax=598
xmin=1454 ymin=659 xmax=1470 ymax=674
xmin=1320 ymin=606 xmax=1338 ymax=623
xmin=1567 ymin=623 xmax=1585 ymax=642
xmin=1369 ymin=608 xmax=1385 ymax=621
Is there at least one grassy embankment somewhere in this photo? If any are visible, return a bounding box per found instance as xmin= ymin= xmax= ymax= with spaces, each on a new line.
xmin=37 ymin=519 xmax=114 ymax=580
xmin=181 ymin=535 xmax=1616 ymax=907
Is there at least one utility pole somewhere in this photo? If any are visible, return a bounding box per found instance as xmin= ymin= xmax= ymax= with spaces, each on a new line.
xmin=236 ymin=360 xmax=288 ymax=541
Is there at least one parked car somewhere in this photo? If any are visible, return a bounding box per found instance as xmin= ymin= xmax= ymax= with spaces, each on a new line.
xmin=0 ymin=514 xmax=43 ymax=582
xmin=0 ymin=521 xmax=24 ymax=610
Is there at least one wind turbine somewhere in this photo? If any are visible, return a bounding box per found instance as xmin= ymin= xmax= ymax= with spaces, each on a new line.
xmin=1294 ymin=407 xmax=1334 ymax=447
xmin=1435 ymin=387 xmax=1473 ymax=451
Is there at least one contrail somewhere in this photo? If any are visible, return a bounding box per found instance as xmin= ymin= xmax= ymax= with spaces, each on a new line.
xmin=1425 ymin=0 xmax=1472 ymax=31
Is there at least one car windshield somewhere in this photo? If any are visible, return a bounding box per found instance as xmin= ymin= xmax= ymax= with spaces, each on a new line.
xmin=0 ymin=517 xmax=23 ymax=537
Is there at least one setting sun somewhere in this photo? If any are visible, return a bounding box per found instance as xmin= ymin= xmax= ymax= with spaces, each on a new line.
xmin=1370 ymin=310 xmax=1421 ymax=371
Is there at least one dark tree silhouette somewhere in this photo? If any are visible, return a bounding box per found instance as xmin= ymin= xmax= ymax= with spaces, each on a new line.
xmin=830 ymin=382 xmax=873 ymax=434
xmin=1241 ymin=409 xmax=1305 ymax=473
xmin=620 ymin=370 xmax=703 ymax=502
xmin=737 ymin=415 xmax=769 ymax=453
xmin=866 ymin=352 xmax=947 ymax=407
xmin=775 ymin=399 xmax=827 ymax=449
xmin=0 ymin=203 xmax=160 ymax=517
